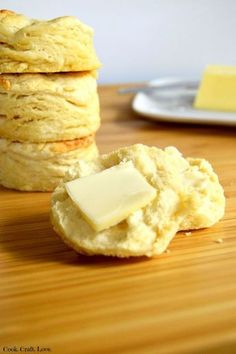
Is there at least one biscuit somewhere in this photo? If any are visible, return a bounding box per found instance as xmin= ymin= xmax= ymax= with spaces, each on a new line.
xmin=0 ymin=71 xmax=100 ymax=142
xmin=0 ymin=135 xmax=98 ymax=191
xmin=0 ymin=10 xmax=101 ymax=73
xmin=51 ymin=144 xmax=225 ymax=257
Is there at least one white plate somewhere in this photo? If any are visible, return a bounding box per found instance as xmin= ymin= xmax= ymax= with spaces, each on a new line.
xmin=132 ymin=78 xmax=236 ymax=126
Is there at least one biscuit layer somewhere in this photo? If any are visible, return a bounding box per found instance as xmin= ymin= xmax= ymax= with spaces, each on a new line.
xmin=51 ymin=144 xmax=225 ymax=257
xmin=0 ymin=135 xmax=98 ymax=191
xmin=0 ymin=71 xmax=100 ymax=142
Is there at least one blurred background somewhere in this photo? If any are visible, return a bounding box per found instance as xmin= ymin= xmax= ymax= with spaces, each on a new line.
xmin=1 ymin=0 xmax=236 ymax=84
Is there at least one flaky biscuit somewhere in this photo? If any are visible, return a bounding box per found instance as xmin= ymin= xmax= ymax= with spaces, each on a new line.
xmin=0 ymin=10 xmax=101 ymax=73
xmin=0 ymin=71 xmax=100 ymax=142
xmin=51 ymin=144 xmax=225 ymax=258
xmin=0 ymin=135 xmax=98 ymax=191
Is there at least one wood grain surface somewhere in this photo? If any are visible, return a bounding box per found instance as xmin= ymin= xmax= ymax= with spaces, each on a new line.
xmin=1 ymin=85 xmax=236 ymax=354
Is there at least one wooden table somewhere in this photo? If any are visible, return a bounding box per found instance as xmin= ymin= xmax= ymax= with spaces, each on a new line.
xmin=1 ymin=85 xmax=236 ymax=354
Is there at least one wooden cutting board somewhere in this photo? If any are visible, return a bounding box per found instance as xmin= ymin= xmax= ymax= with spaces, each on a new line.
xmin=1 ymin=85 xmax=236 ymax=354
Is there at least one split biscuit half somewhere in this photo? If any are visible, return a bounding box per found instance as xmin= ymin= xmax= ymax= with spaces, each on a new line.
xmin=51 ymin=144 xmax=225 ymax=257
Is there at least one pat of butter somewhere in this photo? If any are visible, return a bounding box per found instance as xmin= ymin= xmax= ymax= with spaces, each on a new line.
xmin=65 ymin=161 xmax=156 ymax=232
xmin=194 ymin=65 xmax=236 ymax=112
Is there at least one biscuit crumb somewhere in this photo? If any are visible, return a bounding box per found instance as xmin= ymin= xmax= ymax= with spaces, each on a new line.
xmin=185 ymin=231 xmax=192 ymax=236
xmin=164 ymin=249 xmax=171 ymax=254
xmin=215 ymin=238 xmax=223 ymax=244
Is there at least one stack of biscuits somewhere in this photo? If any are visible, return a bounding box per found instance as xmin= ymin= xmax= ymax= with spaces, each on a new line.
xmin=0 ymin=9 xmax=101 ymax=191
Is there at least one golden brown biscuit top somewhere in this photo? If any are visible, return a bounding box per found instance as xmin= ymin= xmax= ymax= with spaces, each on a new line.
xmin=0 ymin=10 xmax=91 ymax=39
xmin=0 ymin=10 xmax=101 ymax=73
xmin=0 ymin=10 xmax=35 ymax=38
